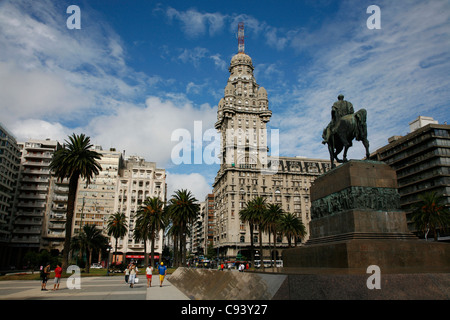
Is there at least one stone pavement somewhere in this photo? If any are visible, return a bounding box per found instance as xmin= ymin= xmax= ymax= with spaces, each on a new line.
xmin=0 ymin=274 xmax=189 ymax=300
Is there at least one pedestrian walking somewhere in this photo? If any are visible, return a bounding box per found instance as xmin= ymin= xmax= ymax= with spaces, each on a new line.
xmin=158 ymin=262 xmax=167 ymax=287
xmin=146 ymin=264 xmax=153 ymax=288
xmin=52 ymin=263 xmax=62 ymax=291
xmin=124 ymin=265 xmax=130 ymax=284
xmin=40 ymin=263 xmax=51 ymax=291
xmin=129 ymin=264 xmax=138 ymax=288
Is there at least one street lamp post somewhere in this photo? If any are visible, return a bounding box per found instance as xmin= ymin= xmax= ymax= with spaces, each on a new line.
xmin=106 ymin=243 xmax=112 ymax=276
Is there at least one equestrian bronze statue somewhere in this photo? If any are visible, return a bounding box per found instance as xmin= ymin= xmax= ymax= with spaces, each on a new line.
xmin=322 ymin=95 xmax=370 ymax=168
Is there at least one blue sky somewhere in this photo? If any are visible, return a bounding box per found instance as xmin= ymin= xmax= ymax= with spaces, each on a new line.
xmin=1 ymin=0 xmax=449 ymax=201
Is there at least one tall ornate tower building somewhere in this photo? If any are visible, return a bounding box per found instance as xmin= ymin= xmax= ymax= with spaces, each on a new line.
xmin=212 ymin=24 xmax=331 ymax=262
xmin=215 ymin=51 xmax=272 ymax=172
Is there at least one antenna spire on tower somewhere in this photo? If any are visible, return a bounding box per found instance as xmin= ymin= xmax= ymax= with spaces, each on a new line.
xmin=238 ymin=22 xmax=245 ymax=53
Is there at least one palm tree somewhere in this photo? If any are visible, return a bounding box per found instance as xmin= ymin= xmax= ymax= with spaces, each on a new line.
xmin=167 ymin=189 xmax=200 ymax=267
xmin=265 ymin=203 xmax=283 ymax=267
xmin=252 ymin=197 xmax=267 ymax=270
xmin=135 ymin=197 xmax=165 ymax=267
xmin=279 ymin=212 xmax=307 ymax=247
xmin=411 ymin=191 xmax=450 ymax=241
xmin=239 ymin=197 xmax=267 ymax=269
xmin=50 ymin=133 xmax=102 ymax=271
xmin=106 ymin=211 xmax=128 ymax=265
xmin=71 ymin=224 xmax=108 ymax=273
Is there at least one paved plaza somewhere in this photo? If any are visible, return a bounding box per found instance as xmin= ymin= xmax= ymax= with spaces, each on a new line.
xmin=0 ymin=274 xmax=189 ymax=300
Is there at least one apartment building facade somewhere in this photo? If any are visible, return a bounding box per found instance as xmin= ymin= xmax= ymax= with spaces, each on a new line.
xmin=369 ymin=116 xmax=450 ymax=236
xmin=113 ymin=155 xmax=166 ymax=265
xmin=0 ymin=124 xmax=21 ymax=266
xmin=6 ymin=139 xmax=64 ymax=266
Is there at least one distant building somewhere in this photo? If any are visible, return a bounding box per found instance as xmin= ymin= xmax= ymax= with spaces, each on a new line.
xmin=0 ymin=123 xmax=21 ymax=266
xmin=192 ymin=193 xmax=215 ymax=259
xmin=113 ymin=155 xmax=166 ymax=265
xmin=369 ymin=116 xmax=450 ymax=236
xmin=8 ymin=139 xmax=63 ymax=266
xmin=73 ymin=146 xmax=123 ymax=237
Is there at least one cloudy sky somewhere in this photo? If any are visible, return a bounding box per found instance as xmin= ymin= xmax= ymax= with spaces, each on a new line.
xmin=1 ymin=0 xmax=449 ymax=201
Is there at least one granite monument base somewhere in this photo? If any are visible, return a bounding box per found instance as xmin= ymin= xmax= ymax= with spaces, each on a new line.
xmin=283 ymin=160 xmax=450 ymax=272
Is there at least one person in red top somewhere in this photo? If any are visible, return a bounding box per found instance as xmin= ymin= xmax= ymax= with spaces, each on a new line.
xmin=52 ymin=264 xmax=63 ymax=291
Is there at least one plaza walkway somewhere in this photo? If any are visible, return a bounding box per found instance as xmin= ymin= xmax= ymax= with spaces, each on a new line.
xmin=0 ymin=274 xmax=189 ymax=300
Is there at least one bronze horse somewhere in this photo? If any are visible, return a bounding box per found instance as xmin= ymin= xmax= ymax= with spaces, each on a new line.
xmin=323 ymin=108 xmax=370 ymax=168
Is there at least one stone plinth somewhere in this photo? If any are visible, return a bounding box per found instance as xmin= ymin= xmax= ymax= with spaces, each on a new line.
xmin=283 ymin=160 xmax=450 ymax=271
xmin=310 ymin=160 xmax=398 ymax=202
xmin=309 ymin=160 xmax=415 ymax=243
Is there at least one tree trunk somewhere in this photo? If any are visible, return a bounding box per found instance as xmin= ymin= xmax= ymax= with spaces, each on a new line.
xmin=173 ymin=233 xmax=178 ymax=267
xmin=114 ymin=237 xmax=119 ymax=264
xmin=249 ymin=224 xmax=255 ymax=269
xmin=150 ymin=232 xmax=155 ymax=268
xmin=180 ymin=228 xmax=185 ymax=267
xmin=62 ymin=174 xmax=79 ymax=272
xmin=143 ymin=238 xmax=148 ymax=267
xmin=86 ymin=248 xmax=92 ymax=273
xmin=259 ymin=224 xmax=264 ymax=271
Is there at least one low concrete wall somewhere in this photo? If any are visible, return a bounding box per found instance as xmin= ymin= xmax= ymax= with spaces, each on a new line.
xmin=168 ymin=268 xmax=286 ymax=300
xmin=169 ymin=267 xmax=450 ymax=300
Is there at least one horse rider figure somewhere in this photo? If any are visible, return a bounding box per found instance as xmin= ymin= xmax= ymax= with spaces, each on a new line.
xmin=322 ymin=94 xmax=354 ymax=145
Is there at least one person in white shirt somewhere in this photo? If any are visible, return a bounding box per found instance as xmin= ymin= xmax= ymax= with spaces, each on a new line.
xmin=129 ymin=264 xmax=138 ymax=288
xmin=146 ymin=264 xmax=153 ymax=288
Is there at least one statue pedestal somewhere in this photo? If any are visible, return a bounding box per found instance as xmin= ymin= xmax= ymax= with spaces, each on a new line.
xmin=283 ymin=160 xmax=450 ymax=270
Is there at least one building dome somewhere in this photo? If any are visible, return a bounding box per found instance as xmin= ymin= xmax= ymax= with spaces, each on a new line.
xmin=258 ymin=86 xmax=267 ymax=98
xmin=224 ymin=82 xmax=234 ymax=96
xmin=230 ymin=53 xmax=253 ymax=68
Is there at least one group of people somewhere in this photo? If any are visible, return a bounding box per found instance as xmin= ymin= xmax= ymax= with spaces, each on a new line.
xmin=39 ymin=261 xmax=168 ymax=291
xmin=124 ymin=262 xmax=167 ymax=288
xmin=218 ymin=262 xmax=249 ymax=272
xmin=40 ymin=263 xmax=62 ymax=291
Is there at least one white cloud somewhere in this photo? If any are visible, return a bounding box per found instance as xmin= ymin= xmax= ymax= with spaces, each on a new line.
xmin=0 ymin=0 xmax=149 ymax=126
xmin=210 ymin=54 xmax=227 ymax=71
xmin=166 ymin=7 xmax=226 ymax=38
xmin=10 ymin=119 xmax=71 ymax=142
xmin=166 ymin=172 xmax=212 ymax=202
xmin=177 ymin=47 xmax=227 ymax=71
xmin=177 ymin=47 xmax=208 ymax=66
xmin=83 ymin=95 xmax=217 ymax=168
xmin=270 ymin=0 xmax=450 ymax=159
xmin=165 ymin=7 xmax=293 ymax=51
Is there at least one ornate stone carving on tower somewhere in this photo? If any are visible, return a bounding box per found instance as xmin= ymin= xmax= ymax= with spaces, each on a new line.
xmin=212 ymin=23 xmax=330 ymax=261
xmin=214 ymin=23 xmax=272 ymax=174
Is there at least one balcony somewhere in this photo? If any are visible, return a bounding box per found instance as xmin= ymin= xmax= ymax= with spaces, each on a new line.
xmin=52 ymin=196 xmax=67 ymax=202
xmin=47 ymin=231 xmax=65 ymax=238
xmin=52 ymin=204 xmax=67 ymax=211
xmin=50 ymin=213 xmax=66 ymax=220
xmin=24 ymin=152 xmax=53 ymax=159
xmin=18 ymin=193 xmax=47 ymax=200
xmin=22 ymin=160 xmax=51 ymax=167
xmin=16 ymin=201 xmax=46 ymax=208
xmin=22 ymin=168 xmax=51 ymax=175
xmin=48 ymin=222 xmax=65 ymax=230
xmin=20 ymin=185 xmax=48 ymax=192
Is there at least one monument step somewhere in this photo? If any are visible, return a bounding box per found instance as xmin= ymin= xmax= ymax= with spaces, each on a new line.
xmin=306 ymin=232 xmax=417 ymax=245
